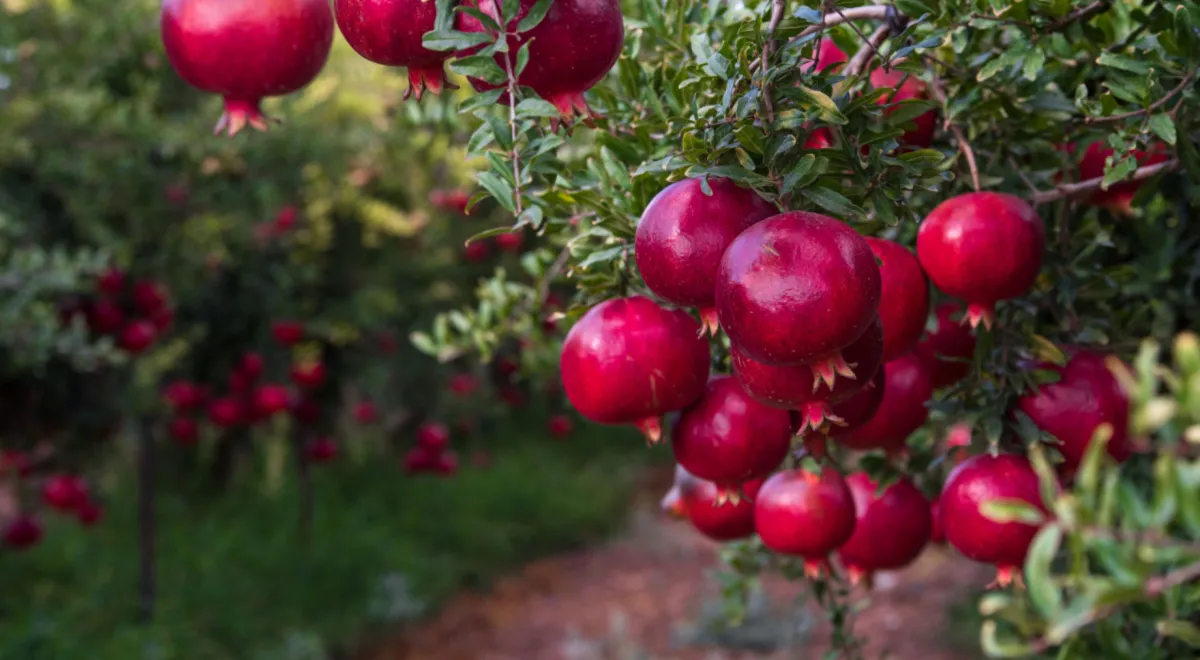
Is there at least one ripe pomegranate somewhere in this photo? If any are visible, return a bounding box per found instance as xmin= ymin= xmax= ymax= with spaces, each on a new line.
xmin=1078 ymin=141 xmax=1170 ymax=214
xmin=494 ymin=231 xmax=525 ymax=253
xmin=803 ymin=37 xmax=848 ymax=73
xmin=560 ymin=296 xmax=711 ymax=442
xmin=417 ymin=422 xmax=451 ymax=452
xmin=353 ymin=401 xmax=379 ymax=424
xmin=670 ymin=377 xmax=791 ymax=498
xmin=150 ymin=307 xmax=175 ymax=333
xmin=163 ymin=381 xmax=206 ymax=412
xmin=1016 ymin=350 xmax=1132 ymax=472
xmin=274 ymin=205 xmax=299 ymax=232
xmin=634 ymin=177 xmax=775 ymax=332
xmin=838 ymin=353 xmax=934 ymax=455
xmin=838 ymin=474 xmax=932 ymax=584
xmin=131 ymin=281 xmax=168 ymax=315
xmin=238 ymin=352 xmax=265 ymax=381
xmin=914 ymin=302 xmax=977 ymax=389
xmin=290 ymin=396 xmax=321 ymax=425
xmin=824 ymin=369 xmax=887 ymax=439
xmin=77 ymin=501 xmax=103 ymax=527
xmin=43 ymin=474 xmax=88 ymax=512
xmin=499 ymin=385 xmax=528 ymax=409
xmin=869 ymin=67 xmax=937 ymax=149
xmin=940 ymin=453 xmax=1049 ymax=586
xmin=430 ymin=189 xmax=471 ymax=214
xmin=679 ymin=474 xmax=766 ymax=542
xmin=2 ymin=515 xmax=43 ymax=550
xmin=0 ymin=450 xmax=32 ymax=477
xmin=917 ymin=193 xmax=1045 ymax=329
xmin=547 ymin=414 xmax=574 ymax=439
xmin=449 ymin=373 xmax=480 ymax=397
xmin=290 ymin=361 xmax=327 ymax=390
xmin=732 ymin=317 xmax=884 ymax=433
xmin=251 ymin=385 xmax=292 ymax=419
xmin=403 ymin=446 xmax=438 ymax=473
xmin=169 ymin=417 xmax=200 ymax=445
xmin=335 ymin=0 xmax=451 ymax=100
xmin=804 ymin=128 xmax=834 ymax=149
xmin=305 ymin=437 xmax=338 ymax=463
xmin=864 ymin=238 xmax=929 ymax=362
xmin=118 ymin=320 xmax=158 ymax=354
xmin=435 ymin=451 xmax=460 ymax=476
xmin=716 ymin=211 xmax=881 ymax=387
xmin=86 ymin=300 xmax=125 ymax=335
xmin=271 ymin=320 xmax=306 ymax=345
xmin=755 ymin=467 xmax=857 ymax=576
xmin=96 ymin=267 xmax=127 ymax=296
xmin=208 ymin=397 xmax=244 ymax=428
xmin=161 ymin=0 xmax=335 ymax=135
xmin=456 ymin=0 xmax=624 ymax=126
xmin=463 ymin=240 xmax=491 ymax=263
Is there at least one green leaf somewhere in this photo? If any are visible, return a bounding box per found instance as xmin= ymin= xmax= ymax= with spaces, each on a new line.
xmin=500 ymin=0 xmax=521 ymax=23
xmin=981 ymin=499 xmax=1046 ymax=525
xmin=1101 ymin=155 xmax=1139 ymax=189
xmin=735 ymin=125 xmax=765 ymax=156
xmin=800 ymin=186 xmax=864 ymax=220
xmin=1022 ymin=48 xmax=1046 ymax=81
xmin=515 ymin=41 xmax=532 ymax=77
xmin=1157 ymin=620 xmax=1200 ymax=647
xmin=792 ymin=85 xmax=848 ymax=125
xmin=450 ymin=55 xmax=507 ymax=86
xmin=1148 ymin=113 xmax=1178 ymax=146
xmin=1096 ymin=52 xmax=1152 ymax=75
xmin=1024 ymin=524 xmax=1064 ymax=618
xmin=476 ymin=171 xmax=516 ymax=213
xmin=515 ymin=98 xmax=560 ymax=118
xmin=422 ymin=30 xmax=493 ymax=52
xmin=516 ymin=0 xmax=554 ymax=33
xmin=460 ymin=88 xmax=505 ymax=115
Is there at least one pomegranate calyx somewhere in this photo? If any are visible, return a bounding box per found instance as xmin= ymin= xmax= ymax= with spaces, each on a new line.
xmin=810 ymin=352 xmax=857 ymax=391
xmin=846 ymin=566 xmax=875 ymax=588
xmin=215 ymin=98 xmax=276 ymax=137
xmin=793 ymin=402 xmax=842 ymax=435
xmin=713 ymin=485 xmax=743 ymax=507
xmin=988 ymin=565 xmax=1023 ymax=590
xmin=964 ymin=303 xmax=996 ymax=330
xmin=404 ymin=64 xmax=455 ymax=101
xmin=636 ymin=416 xmax=664 ymax=445
xmin=698 ymin=307 xmax=721 ymax=336
xmin=802 ymin=557 xmax=830 ymax=579
xmin=547 ymin=91 xmax=598 ymax=132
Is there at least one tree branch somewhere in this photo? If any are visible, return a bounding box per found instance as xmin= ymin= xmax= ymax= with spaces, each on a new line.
xmin=500 ymin=32 xmax=524 ymax=213
xmin=1031 ymin=159 xmax=1179 ymax=205
xmin=928 ymin=74 xmax=981 ymax=191
xmin=1039 ymin=1 xmax=1111 ymax=35
xmin=843 ymin=24 xmax=891 ymax=78
xmin=761 ymin=0 xmax=787 ymax=123
xmin=1085 ymin=71 xmax=1196 ymax=125
xmin=797 ymin=5 xmax=891 ymax=39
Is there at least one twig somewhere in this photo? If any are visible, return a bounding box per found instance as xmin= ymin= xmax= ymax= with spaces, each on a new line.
xmin=797 ymin=5 xmax=891 ymax=39
xmin=1039 ymin=1 xmax=1111 ymax=35
xmin=1031 ymin=159 xmax=1179 ymax=205
xmin=500 ymin=33 xmax=524 ymax=213
xmin=843 ymin=24 xmax=891 ymax=78
xmin=928 ymin=73 xmax=981 ymax=191
xmin=760 ymin=0 xmax=787 ymax=123
xmin=1085 ymin=71 xmax=1196 ymax=125
xmin=1147 ymin=559 xmax=1200 ymax=596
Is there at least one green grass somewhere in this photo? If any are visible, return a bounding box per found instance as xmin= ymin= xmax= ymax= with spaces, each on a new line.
xmin=0 ymin=416 xmax=658 ymax=660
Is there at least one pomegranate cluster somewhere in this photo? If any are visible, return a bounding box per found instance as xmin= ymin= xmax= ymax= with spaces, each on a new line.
xmin=1 ymin=470 xmax=102 ymax=552
xmin=61 ymin=267 xmax=174 ymax=356
xmin=404 ymin=422 xmax=459 ymax=476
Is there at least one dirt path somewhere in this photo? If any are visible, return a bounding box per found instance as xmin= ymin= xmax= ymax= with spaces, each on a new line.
xmin=361 ymin=468 xmax=989 ymax=660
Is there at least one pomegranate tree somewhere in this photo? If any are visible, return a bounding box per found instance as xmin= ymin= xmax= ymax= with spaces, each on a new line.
xmin=335 ymin=0 xmax=453 ymax=100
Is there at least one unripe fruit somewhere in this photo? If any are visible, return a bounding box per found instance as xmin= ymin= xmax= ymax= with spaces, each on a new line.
xmin=754 ymin=467 xmax=857 ymax=577
xmin=838 ymin=474 xmax=932 ymax=584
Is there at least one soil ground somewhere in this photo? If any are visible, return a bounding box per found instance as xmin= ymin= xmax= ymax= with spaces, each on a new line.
xmin=359 ymin=467 xmax=990 ymax=660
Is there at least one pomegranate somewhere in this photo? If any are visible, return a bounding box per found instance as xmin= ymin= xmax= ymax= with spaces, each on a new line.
xmin=670 ymin=376 xmax=791 ymax=499
xmin=1078 ymin=141 xmax=1170 ymax=214
xmin=917 ymin=193 xmax=1045 ymax=329
xmin=430 ymin=189 xmax=471 ymax=214
xmin=290 ymin=396 xmax=321 ymax=425
xmin=163 ymin=380 xmax=206 ymax=411
xmin=715 ymin=211 xmax=881 ymax=387
xmin=1015 ymin=350 xmax=1132 ymax=472
xmin=238 ymin=352 xmax=266 ymax=381
xmin=290 ymin=361 xmax=327 ymax=390
xmin=272 ymin=320 xmax=306 ymax=345
xmin=803 ymin=37 xmax=848 ymax=73
xmin=353 ymin=401 xmax=379 ymax=424
xmin=169 ymin=417 xmax=200 ymax=445
xmin=131 ymin=281 xmax=168 ymax=315
xmin=118 ymin=320 xmax=158 ymax=354
xmin=547 ymin=414 xmax=574 ymax=439
xmin=305 ymin=437 xmax=338 ymax=463
xmin=463 ymin=240 xmax=491 ymax=263
xmin=838 ymin=473 xmax=932 ymax=583
xmin=456 ymin=0 xmax=624 ymax=126
xmin=869 ymin=67 xmax=937 ymax=149
xmin=43 ymin=474 xmax=88 ymax=512
xmin=251 ymin=385 xmax=292 ymax=419
xmin=940 ymin=453 xmax=1049 ymax=586
xmin=864 ymin=238 xmax=929 ymax=362
xmin=161 ymin=0 xmax=335 ymax=135
xmin=679 ymin=475 xmax=766 ymax=542
xmin=335 ymin=0 xmax=451 ymax=100
xmin=838 ymin=353 xmax=934 ymax=455
xmin=87 ymin=300 xmax=126 ymax=335
xmin=97 ymin=267 xmax=127 ymax=296
xmin=560 ymin=296 xmax=710 ymax=442
xmin=449 ymin=373 xmax=480 ymax=397
xmin=2 ymin=515 xmax=43 ymax=550
xmin=914 ymin=302 xmax=977 ymax=388
xmin=0 ymin=450 xmax=32 ymax=477
xmin=417 ymin=422 xmax=451 ymax=452
xmin=824 ymin=369 xmax=887 ymax=439
xmin=755 ymin=467 xmax=857 ymax=576
xmin=77 ymin=501 xmax=104 ymax=527
xmin=634 ymin=177 xmax=775 ymax=332
xmin=208 ymin=397 xmax=245 ymax=428
xmin=929 ymin=502 xmax=944 ymax=544
xmin=804 ymin=128 xmax=834 ymax=150
xmin=494 ymin=231 xmax=525 ymax=253
xmin=274 ymin=205 xmax=299 ymax=232
xmin=732 ymin=317 xmax=884 ymax=433
xmin=435 ymin=451 xmax=460 ymax=476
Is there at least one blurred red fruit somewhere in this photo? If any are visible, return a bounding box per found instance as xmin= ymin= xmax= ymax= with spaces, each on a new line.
xmin=229 ymin=370 xmax=254 ymax=394
xmin=403 ymin=446 xmax=438 ymax=473
xmin=290 ymin=396 xmax=321 ymax=425
xmin=208 ymin=397 xmax=244 ymax=428
xmin=353 ymin=401 xmax=378 ymax=424
xmin=0 ymin=450 xmax=32 ymax=477
xmin=462 ymin=240 xmax=490 ymax=263
xmin=118 ymin=320 xmax=158 ymax=353
xmin=252 ymin=385 xmax=292 ymax=419
xmin=494 ymin=231 xmax=524 ymax=253
xmin=290 ymin=361 xmax=327 ymax=390
xmin=149 ymin=306 xmax=175 ymax=333
xmin=417 ymin=422 xmax=450 ymax=452
xmin=499 ymin=385 xmax=527 ymax=409
xmin=495 ymin=356 xmax=520 ymax=379
xmin=547 ymin=414 xmax=574 ymax=439
xmin=43 ymin=474 xmax=88 ymax=511
xmin=96 ymin=267 xmax=127 ymax=296
xmin=238 ymin=352 xmax=265 ymax=381
xmin=306 ymin=437 xmax=338 ymax=463
xmin=169 ymin=417 xmax=200 ymax=445
xmin=430 ymin=189 xmax=471 ymax=214
xmin=76 ymin=501 xmax=103 ymax=527
xmin=434 ymin=451 xmax=459 ymax=476
xmin=163 ymin=381 xmax=206 ymax=411
xmin=131 ymin=280 xmax=168 ymax=315
xmin=448 ymin=373 xmax=479 ymax=397
xmin=271 ymin=320 xmax=306 ymax=346
xmin=2 ymin=516 xmax=43 ymax=550
xmin=87 ymin=300 xmax=126 ymax=335
xmin=275 ymin=205 xmax=299 ymax=232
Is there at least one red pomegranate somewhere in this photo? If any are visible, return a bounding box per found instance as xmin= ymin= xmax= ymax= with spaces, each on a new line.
xmin=290 ymin=361 xmax=327 ymax=390
xmin=118 ymin=320 xmax=158 ymax=354
xmin=76 ymin=501 xmax=104 ymax=527
xmin=733 ymin=317 xmax=884 ymax=433
xmin=274 ymin=205 xmax=299 ymax=233
xmin=271 ymin=320 xmax=306 ymax=346
xmin=335 ymin=0 xmax=452 ymax=100
xmin=251 ymin=384 xmax=292 ymax=419
xmin=417 ymin=422 xmax=451 ymax=452
xmin=679 ymin=475 xmax=766 ymax=542
xmin=43 ymin=474 xmax=88 ymax=512
xmin=169 ymin=417 xmax=200 ymax=445
xmin=803 ymin=37 xmax=848 ymax=73
xmin=670 ymin=376 xmax=791 ymax=498
xmin=914 ymin=302 xmax=977 ymax=389
xmin=290 ymin=396 xmax=321 ymax=425
xmin=716 ymin=211 xmax=881 ymax=387
xmin=547 ymin=414 xmax=574 ymax=439
xmin=494 ymin=231 xmax=525 ymax=253
xmin=131 ymin=281 xmax=169 ymax=315
xmin=560 ymin=296 xmax=711 ymax=443
xmin=634 ymin=177 xmax=775 ymax=333
xmin=804 ymin=128 xmax=834 ymax=149
xmin=0 ymin=450 xmax=32 ymax=477
xmin=838 ymin=353 xmax=934 ymax=455
xmin=917 ymin=193 xmax=1045 ymax=329
xmin=755 ymin=467 xmax=857 ymax=576
xmin=824 ymin=368 xmax=887 ymax=439
xmin=87 ymin=300 xmax=126 ymax=335
xmin=435 ymin=451 xmax=460 ymax=476
xmin=430 ymin=189 xmax=471 ymax=214
xmin=238 ymin=352 xmax=265 ymax=381
xmin=456 ymin=0 xmax=624 ymax=126
xmin=869 ymin=67 xmax=937 ymax=149
xmin=163 ymin=380 xmax=206 ymax=412
xmin=463 ymin=240 xmax=491 ymax=264
xmin=865 ymin=238 xmax=929 ymax=362
xmin=2 ymin=515 xmax=43 ymax=550
xmin=305 ymin=437 xmax=339 ymax=463
xmin=449 ymin=373 xmax=480 ymax=397
xmin=1015 ymin=350 xmax=1132 ymax=472
xmin=838 ymin=473 xmax=933 ymax=584
xmin=96 ymin=267 xmax=127 ymax=296
xmin=1078 ymin=141 xmax=1170 ymax=214
xmin=403 ymin=446 xmax=436 ymax=473
xmin=161 ymin=0 xmax=335 ymax=135
xmin=940 ymin=453 xmax=1049 ymax=586
xmin=929 ymin=502 xmax=944 ymax=544
xmin=208 ymin=397 xmax=245 ymax=428
xmin=353 ymin=401 xmax=379 ymax=424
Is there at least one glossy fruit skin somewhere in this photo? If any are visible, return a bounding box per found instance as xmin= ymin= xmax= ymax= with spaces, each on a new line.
xmin=804 ymin=37 xmax=848 ymax=73
xmin=251 ymin=385 xmax=292 ymax=419
xmin=914 ymin=303 xmax=977 ymax=389
xmin=1078 ymin=142 xmax=1170 ymax=212
xmin=547 ymin=414 xmax=574 ymax=439
xmin=456 ymin=0 xmax=624 ymax=121
xmin=43 ymin=474 xmax=88 ymax=512
xmin=560 ymin=296 xmax=710 ymax=435
xmin=119 ymin=320 xmax=158 ymax=354
xmin=824 ymin=369 xmax=887 ymax=439
xmin=838 ymin=353 xmax=934 ymax=453
xmin=670 ymin=376 xmax=792 ymax=491
xmin=169 ymin=417 xmax=200 ymax=445
xmin=732 ymin=317 xmax=883 ymax=428
xmin=635 ymin=177 xmax=775 ymax=313
xmin=869 ymin=67 xmax=937 ymax=149
xmin=755 ymin=468 xmax=857 ymax=574
xmin=163 ymin=380 xmax=207 ymax=412
xmin=865 ymin=238 xmax=929 ymax=362
xmin=679 ymin=475 xmax=765 ymax=542
xmin=917 ymin=193 xmax=1045 ymax=328
xmin=334 ymin=0 xmax=450 ymax=100
xmin=417 ymin=422 xmax=451 ymax=452
xmin=838 ymin=474 xmax=932 ymax=580
xmin=2 ymin=515 xmax=43 ymax=550
xmin=208 ymin=397 xmax=244 ymax=428
xmin=940 ymin=454 xmax=1048 ymax=581
xmin=161 ymin=0 xmax=334 ymax=135
xmin=1016 ymin=351 xmax=1132 ymax=472
xmin=271 ymin=320 xmax=306 ymax=345
xmin=716 ymin=211 xmax=881 ymax=365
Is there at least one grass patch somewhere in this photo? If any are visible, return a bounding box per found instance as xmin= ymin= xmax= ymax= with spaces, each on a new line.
xmin=0 ymin=416 xmax=660 ymax=659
